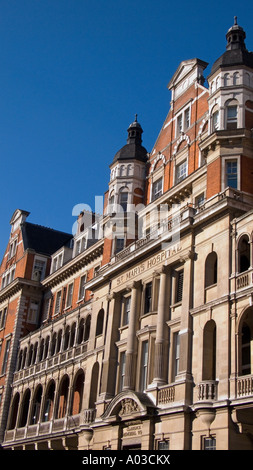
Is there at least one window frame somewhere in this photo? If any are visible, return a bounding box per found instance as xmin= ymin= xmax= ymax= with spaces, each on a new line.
xmin=140 ymin=340 xmax=149 ymax=392
xmin=175 ymin=105 xmax=191 ymax=137
xmin=202 ymin=435 xmax=216 ymax=450
xmin=151 ymin=177 xmax=163 ymax=201
xmin=27 ymin=300 xmax=40 ymax=324
xmin=32 ymin=256 xmax=47 ymax=281
xmin=54 ymin=290 xmax=62 ymax=316
xmin=144 ymin=281 xmax=152 ymax=314
xmin=0 ymin=307 xmax=8 ymax=330
xmin=1 ymin=337 xmax=11 ymax=375
xmin=66 ymin=282 xmax=74 ymax=309
xmin=78 ymin=275 xmax=86 ymax=301
xmin=122 ymin=295 xmax=131 ymax=326
xmin=118 ymin=350 xmax=126 ymax=392
xmin=222 ymin=156 xmax=240 ymax=191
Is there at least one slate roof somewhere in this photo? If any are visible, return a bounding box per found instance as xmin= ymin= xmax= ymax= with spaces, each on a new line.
xmin=21 ymin=222 xmax=73 ymax=256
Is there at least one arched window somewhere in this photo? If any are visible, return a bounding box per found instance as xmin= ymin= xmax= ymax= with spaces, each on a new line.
xmin=211 ymin=105 xmax=219 ymax=133
xmin=50 ymin=333 xmax=57 ymax=356
xmin=38 ymin=339 xmax=44 ymax=362
xmin=77 ymin=318 xmax=85 ymax=344
xmin=202 ymin=320 xmax=216 ymax=380
xmin=8 ymin=393 xmax=20 ymax=430
xmin=238 ymin=235 xmax=250 ymax=273
xmin=84 ymin=315 xmax=91 ymax=341
xmin=71 ymin=370 xmax=85 ymax=415
xmin=17 ymin=350 xmax=23 ymax=371
xmin=64 ymin=325 xmax=70 ymax=350
xmin=233 ymin=72 xmax=239 ymax=85
xmin=108 ymin=191 xmax=115 ymax=210
xmin=89 ymin=362 xmax=99 ymax=409
xmin=43 ymin=381 xmax=55 ymax=422
xmin=225 ymin=99 xmax=238 ymax=130
xmin=241 ymin=323 xmax=251 ymax=375
xmin=33 ymin=342 xmax=38 ymax=364
xmin=27 ymin=344 xmax=34 ymax=367
xmin=224 ymin=73 xmax=230 ymax=86
xmin=119 ymin=189 xmax=128 ymax=212
xmin=238 ymin=309 xmax=253 ymax=376
xmin=205 ymin=252 xmax=218 ymax=288
xmin=96 ymin=309 xmax=104 ymax=336
xmin=30 ymin=385 xmax=43 ymax=424
xmin=44 ymin=336 xmax=50 ymax=359
xmin=22 ymin=347 xmax=27 ymax=368
xmin=19 ymin=389 xmax=31 ymax=427
xmin=56 ymin=330 xmax=62 ymax=353
xmin=56 ymin=375 xmax=69 ymax=419
xmin=70 ymin=323 xmax=76 ymax=348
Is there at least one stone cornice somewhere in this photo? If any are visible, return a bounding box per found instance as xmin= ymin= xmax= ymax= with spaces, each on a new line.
xmin=41 ymin=239 xmax=104 ymax=288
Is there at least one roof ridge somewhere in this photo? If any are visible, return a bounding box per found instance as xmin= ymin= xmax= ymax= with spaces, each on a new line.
xmin=23 ymin=221 xmax=72 ymax=236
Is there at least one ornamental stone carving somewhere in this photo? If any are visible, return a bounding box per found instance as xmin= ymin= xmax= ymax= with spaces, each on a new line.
xmin=118 ymin=398 xmax=140 ymax=416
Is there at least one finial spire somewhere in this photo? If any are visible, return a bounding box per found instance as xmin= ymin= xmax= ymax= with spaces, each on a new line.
xmin=135 ymin=113 xmax=138 ymax=122
xmin=234 ymin=16 xmax=237 ymax=25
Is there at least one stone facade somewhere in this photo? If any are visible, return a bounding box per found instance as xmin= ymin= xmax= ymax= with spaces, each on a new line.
xmin=0 ymin=19 xmax=253 ymax=450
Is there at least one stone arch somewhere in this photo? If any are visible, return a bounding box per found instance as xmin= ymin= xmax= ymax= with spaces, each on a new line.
xmin=237 ymin=307 xmax=253 ymax=376
xmin=71 ymin=369 xmax=85 ymax=415
xmin=150 ymin=154 xmax=166 ymax=173
xmin=237 ymin=233 xmax=250 ymax=273
xmin=8 ymin=392 xmax=20 ymax=430
xmin=19 ymin=388 xmax=31 ymax=427
xmin=173 ymin=134 xmax=190 ymax=156
xmin=30 ymin=384 xmax=43 ymax=425
xmin=89 ymin=362 xmax=99 ymax=409
xmin=96 ymin=309 xmax=104 ymax=336
xmin=205 ymin=251 xmax=218 ymax=288
xmin=42 ymin=380 xmax=55 ymax=422
xmin=56 ymin=374 xmax=70 ymax=419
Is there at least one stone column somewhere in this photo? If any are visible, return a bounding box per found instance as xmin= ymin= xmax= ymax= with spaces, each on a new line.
xmin=99 ymin=292 xmax=121 ymax=400
xmin=152 ymin=266 xmax=170 ymax=386
xmin=123 ymin=281 xmax=141 ymax=390
xmin=177 ymin=251 xmax=194 ymax=382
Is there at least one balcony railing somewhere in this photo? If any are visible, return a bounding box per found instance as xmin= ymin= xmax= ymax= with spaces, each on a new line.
xmin=198 ymin=380 xmax=218 ymax=401
xmin=4 ymin=410 xmax=94 ymax=444
xmin=157 ymin=384 xmax=175 ymax=405
xmin=13 ymin=342 xmax=88 ymax=383
xmin=237 ymin=375 xmax=253 ymax=397
xmin=236 ymin=271 xmax=251 ymax=289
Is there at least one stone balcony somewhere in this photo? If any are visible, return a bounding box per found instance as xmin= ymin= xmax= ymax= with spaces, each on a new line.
xmin=4 ymin=409 xmax=96 ymax=445
xmin=13 ymin=342 xmax=88 ymax=384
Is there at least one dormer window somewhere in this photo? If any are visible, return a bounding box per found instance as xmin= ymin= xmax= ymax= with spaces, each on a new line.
xmin=51 ymin=252 xmax=63 ymax=273
xmin=75 ymin=236 xmax=87 ymax=256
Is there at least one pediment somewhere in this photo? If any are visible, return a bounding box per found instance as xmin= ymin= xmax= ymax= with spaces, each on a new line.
xmin=101 ymin=391 xmax=156 ymax=422
xmin=168 ymin=58 xmax=208 ymax=90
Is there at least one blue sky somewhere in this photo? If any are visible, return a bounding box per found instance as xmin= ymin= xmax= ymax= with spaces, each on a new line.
xmin=0 ymin=0 xmax=253 ymax=259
